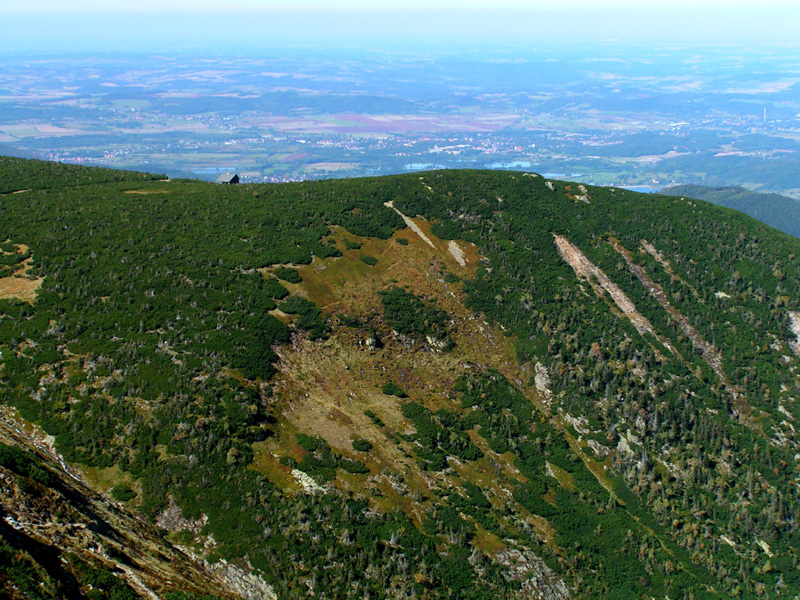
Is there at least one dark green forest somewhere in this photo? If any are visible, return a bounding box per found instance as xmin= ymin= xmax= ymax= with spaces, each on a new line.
xmin=663 ymin=184 xmax=800 ymax=239
xmin=1 ymin=157 xmax=800 ymax=599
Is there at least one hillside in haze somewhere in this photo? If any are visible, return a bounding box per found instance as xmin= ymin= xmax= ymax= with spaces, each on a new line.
xmin=663 ymin=184 xmax=800 ymax=239
xmin=1 ymin=157 xmax=800 ymax=599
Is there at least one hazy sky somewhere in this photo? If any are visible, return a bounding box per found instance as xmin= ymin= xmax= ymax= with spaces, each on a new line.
xmin=2 ymin=1 xmax=798 ymax=51
xmin=2 ymin=0 xmax=799 ymax=9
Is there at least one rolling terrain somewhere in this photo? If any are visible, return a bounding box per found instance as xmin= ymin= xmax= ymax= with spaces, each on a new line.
xmin=1 ymin=157 xmax=799 ymax=599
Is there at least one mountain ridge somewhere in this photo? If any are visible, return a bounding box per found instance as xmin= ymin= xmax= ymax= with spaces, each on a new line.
xmin=662 ymin=184 xmax=800 ymax=239
xmin=1 ymin=157 xmax=799 ymax=599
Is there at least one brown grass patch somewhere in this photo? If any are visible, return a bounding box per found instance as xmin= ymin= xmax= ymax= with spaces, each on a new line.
xmin=80 ymin=464 xmax=136 ymax=498
xmin=546 ymin=461 xmax=575 ymax=490
xmin=254 ymin=222 xmax=550 ymax=524
xmin=260 ymin=221 xmax=481 ymax=315
xmin=250 ymin=442 xmax=300 ymax=492
xmin=252 ymin=220 xmax=618 ymax=557
xmin=473 ymin=525 xmax=506 ymax=556
xmin=0 ymin=274 xmax=43 ymax=304
xmin=0 ymin=243 xmax=44 ymax=304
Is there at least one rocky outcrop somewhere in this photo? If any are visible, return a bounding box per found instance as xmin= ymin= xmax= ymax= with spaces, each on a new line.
xmin=495 ymin=548 xmax=570 ymax=600
xmin=384 ymin=201 xmax=436 ymax=248
xmin=789 ymin=311 xmax=800 ymax=357
xmin=212 ymin=560 xmax=278 ymax=600
xmin=156 ymin=494 xmax=208 ymax=533
xmin=448 ymin=240 xmax=467 ymax=266
xmin=0 ymin=412 xmax=236 ymax=600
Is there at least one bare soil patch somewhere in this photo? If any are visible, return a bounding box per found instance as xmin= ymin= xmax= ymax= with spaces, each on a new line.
xmin=0 ymin=243 xmax=44 ymax=303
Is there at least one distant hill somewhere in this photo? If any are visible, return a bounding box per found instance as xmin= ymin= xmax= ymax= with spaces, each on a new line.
xmin=3 ymin=157 xmax=800 ymax=599
xmin=662 ymin=184 xmax=800 ymax=239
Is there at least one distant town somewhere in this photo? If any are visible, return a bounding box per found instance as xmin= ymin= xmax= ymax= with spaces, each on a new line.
xmin=2 ymin=45 xmax=799 ymax=196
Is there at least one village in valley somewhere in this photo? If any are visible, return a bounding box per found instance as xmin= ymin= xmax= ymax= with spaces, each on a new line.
xmin=2 ymin=46 xmax=800 ymax=195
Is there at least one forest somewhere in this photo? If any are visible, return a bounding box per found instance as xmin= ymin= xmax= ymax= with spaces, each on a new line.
xmin=663 ymin=184 xmax=800 ymax=239
xmin=1 ymin=156 xmax=799 ymax=599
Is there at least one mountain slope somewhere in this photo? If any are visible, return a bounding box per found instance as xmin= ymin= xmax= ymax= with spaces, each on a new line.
xmin=663 ymin=184 xmax=800 ymax=239
xmin=1 ymin=158 xmax=799 ymax=599
xmin=0 ymin=409 xmax=242 ymax=600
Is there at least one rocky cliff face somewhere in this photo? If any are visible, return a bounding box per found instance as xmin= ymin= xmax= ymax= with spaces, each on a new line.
xmin=0 ymin=411 xmax=238 ymax=600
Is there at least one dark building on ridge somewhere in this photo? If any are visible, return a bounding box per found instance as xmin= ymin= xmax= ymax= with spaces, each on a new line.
xmin=216 ymin=173 xmax=240 ymax=184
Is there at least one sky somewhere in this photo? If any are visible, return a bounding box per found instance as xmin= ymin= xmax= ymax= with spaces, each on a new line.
xmin=1 ymin=1 xmax=799 ymax=51
xmin=2 ymin=0 xmax=799 ymax=9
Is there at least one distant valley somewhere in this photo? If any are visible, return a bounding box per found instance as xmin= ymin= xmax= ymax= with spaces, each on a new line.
xmin=2 ymin=45 xmax=800 ymax=196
